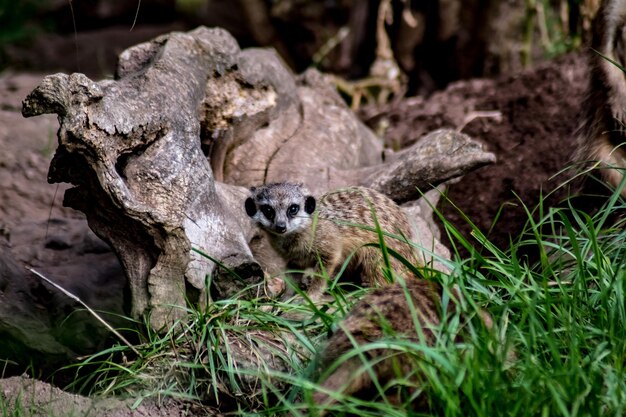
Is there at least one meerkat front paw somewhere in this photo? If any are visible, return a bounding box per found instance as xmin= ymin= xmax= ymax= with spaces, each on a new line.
xmin=264 ymin=275 xmax=287 ymax=298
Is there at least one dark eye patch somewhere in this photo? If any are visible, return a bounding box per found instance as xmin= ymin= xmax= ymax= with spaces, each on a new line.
xmin=260 ymin=205 xmax=275 ymax=221
xmin=288 ymin=204 xmax=299 ymax=217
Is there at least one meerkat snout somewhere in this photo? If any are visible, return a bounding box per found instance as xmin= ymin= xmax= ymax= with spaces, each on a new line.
xmin=274 ymin=222 xmax=287 ymax=234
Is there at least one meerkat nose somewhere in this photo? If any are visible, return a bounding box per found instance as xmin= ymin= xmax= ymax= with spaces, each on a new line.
xmin=275 ymin=223 xmax=287 ymax=233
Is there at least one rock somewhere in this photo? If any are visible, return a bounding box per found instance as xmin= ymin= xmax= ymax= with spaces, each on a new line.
xmin=0 ymin=375 xmax=202 ymax=417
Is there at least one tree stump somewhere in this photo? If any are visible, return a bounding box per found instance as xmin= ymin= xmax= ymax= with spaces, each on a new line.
xmin=22 ymin=26 xmax=495 ymax=331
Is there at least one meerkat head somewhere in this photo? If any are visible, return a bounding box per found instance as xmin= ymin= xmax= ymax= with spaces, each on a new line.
xmin=245 ymin=183 xmax=316 ymax=235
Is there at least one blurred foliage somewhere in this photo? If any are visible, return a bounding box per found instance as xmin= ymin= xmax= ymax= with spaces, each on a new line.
xmin=175 ymin=0 xmax=205 ymax=14
xmin=0 ymin=0 xmax=53 ymax=68
xmin=0 ymin=0 xmax=602 ymax=84
xmin=524 ymin=0 xmax=599 ymax=65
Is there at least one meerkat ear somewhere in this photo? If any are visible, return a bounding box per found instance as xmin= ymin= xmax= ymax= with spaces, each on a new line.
xmin=245 ymin=197 xmax=257 ymax=217
xmin=304 ymin=196 xmax=316 ymax=214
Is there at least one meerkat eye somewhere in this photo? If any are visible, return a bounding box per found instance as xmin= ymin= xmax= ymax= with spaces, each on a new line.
xmin=260 ymin=205 xmax=275 ymax=221
xmin=287 ymin=204 xmax=299 ymax=217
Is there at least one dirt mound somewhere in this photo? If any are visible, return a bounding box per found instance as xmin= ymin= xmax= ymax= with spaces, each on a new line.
xmin=0 ymin=376 xmax=209 ymax=416
xmin=361 ymin=52 xmax=588 ymax=253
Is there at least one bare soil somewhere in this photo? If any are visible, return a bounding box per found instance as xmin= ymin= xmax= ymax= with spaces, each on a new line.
xmin=361 ymin=52 xmax=587 ymax=254
xmin=0 ymin=376 xmax=209 ymax=416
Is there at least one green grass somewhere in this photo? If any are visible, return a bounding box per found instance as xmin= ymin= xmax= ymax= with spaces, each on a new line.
xmin=63 ymin=279 xmax=346 ymax=410
xmin=424 ymin=212 xmax=626 ymax=416
xmin=0 ymin=400 xmax=29 ymax=417
xmin=61 ymin=189 xmax=625 ymax=416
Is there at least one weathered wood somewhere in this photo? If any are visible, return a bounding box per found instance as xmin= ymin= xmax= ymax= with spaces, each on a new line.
xmin=23 ymin=28 xmax=259 ymax=330
xmin=22 ymin=26 xmax=494 ymax=331
xmin=360 ymin=129 xmax=496 ymax=203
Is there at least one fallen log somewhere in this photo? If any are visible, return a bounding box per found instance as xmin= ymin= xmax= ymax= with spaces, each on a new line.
xmin=22 ymin=26 xmax=495 ymax=331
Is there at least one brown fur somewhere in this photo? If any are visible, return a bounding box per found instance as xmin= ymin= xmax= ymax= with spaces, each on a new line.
xmin=310 ymin=187 xmax=422 ymax=287
xmin=312 ymin=279 xmax=444 ymax=413
xmin=247 ymin=184 xmax=423 ymax=298
xmin=576 ymin=0 xmax=626 ymax=196
xmin=246 ymin=185 xmax=495 ymax=412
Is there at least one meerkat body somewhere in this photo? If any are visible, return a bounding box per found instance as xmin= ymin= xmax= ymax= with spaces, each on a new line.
xmin=246 ymin=183 xmax=494 ymax=411
xmin=245 ymin=183 xmax=421 ymax=296
xmin=312 ymin=279 xmax=443 ymax=413
xmin=311 ymin=279 xmax=495 ymax=414
xmin=576 ymin=0 xmax=626 ymax=196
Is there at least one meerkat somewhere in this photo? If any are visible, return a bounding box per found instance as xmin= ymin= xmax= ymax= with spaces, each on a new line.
xmin=311 ymin=280 xmax=497 ymax=414
xmin=311 ymin=278 xmax=444 ymax=414
xmin=245 ymin=183 xmax=495 ymax=411
xmin=575 ymin=0 xmax=626 ymax=196
xmin=244 ymin=183 xmax=422 ymax=298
